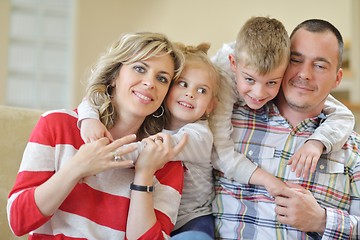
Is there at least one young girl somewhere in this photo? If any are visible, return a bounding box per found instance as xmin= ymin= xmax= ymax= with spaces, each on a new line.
xmin=77 ymin=43 xmax=222 ymax=239
xmin=7 ymin=32 xmax=187 ymax=240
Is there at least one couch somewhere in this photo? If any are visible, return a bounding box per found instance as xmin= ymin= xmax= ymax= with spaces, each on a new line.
xmin=0 ymin=105 xmax=43 ymax=239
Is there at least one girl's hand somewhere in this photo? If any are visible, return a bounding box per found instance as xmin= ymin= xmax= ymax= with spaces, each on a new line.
xmin=80 ymin=118 xmax=114 ymax=143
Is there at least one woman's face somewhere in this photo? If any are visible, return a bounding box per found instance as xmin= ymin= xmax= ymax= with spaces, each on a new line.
xmin=113 ymin=54 xmax=175 ymax=120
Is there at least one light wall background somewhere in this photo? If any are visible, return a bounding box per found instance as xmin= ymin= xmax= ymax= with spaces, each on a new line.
xmin=1 ymin=0 xmax=358 ymax=109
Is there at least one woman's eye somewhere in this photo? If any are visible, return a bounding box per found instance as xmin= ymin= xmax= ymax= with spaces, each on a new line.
xmin=197 ymin=88 xmax=207 ymax=94
xmin=134 ymin=66 xmax=145 ymax=73
xmin=178 ymin=81 xmax=187 ymax=87
xmin=157 ymin=75 xmax=169 ymax=84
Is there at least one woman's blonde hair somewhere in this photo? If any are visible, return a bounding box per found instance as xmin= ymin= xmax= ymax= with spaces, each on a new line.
xmin=85 ymin=32 xmax=185 ymax=139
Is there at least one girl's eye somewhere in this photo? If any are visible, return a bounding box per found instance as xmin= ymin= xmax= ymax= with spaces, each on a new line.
xmin=178 ymin=81 xmax=187 ymax=87
xmin=197 ymin=88 xmax=207 ymax=94
xmin=134 ymin=66 xmax=145 ymax=73
xmin=157 ymin=75 xmax=169 ymax=84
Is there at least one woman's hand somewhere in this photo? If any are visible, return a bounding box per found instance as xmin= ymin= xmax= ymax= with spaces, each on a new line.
xmin=134 ymin=133 xmax=188 ymax=177
xmin=34 ymin=134 xmax=138 ymax=217
xmin=70 ymin=134 xmax=137 ymax=180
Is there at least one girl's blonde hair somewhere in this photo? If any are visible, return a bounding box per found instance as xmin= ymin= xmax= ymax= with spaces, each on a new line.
xmin=174 ymin=42 xmax=221 ymax=98
xmin=85 ymin=32 xmax=185 ymax=139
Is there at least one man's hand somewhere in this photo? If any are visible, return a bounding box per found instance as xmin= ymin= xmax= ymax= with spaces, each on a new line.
xmin=274 ymin=182 xmax=326 ymax=233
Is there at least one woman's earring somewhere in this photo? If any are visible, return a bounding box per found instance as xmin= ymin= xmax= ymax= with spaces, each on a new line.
xmin=152 ymin=106 xmax=164 ymax=118
xmin=106 ymin=85 xmax=113 ymax=98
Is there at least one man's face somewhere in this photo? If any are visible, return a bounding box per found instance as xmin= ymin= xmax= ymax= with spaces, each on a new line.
xmin=281 ymin=28 xmax=342 ymax=114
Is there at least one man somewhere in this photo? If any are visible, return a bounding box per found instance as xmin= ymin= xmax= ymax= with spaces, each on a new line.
xmin=213 ymin=19 xmax=360 ymax=239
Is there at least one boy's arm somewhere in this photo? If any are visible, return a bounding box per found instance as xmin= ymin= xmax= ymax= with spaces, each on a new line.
xmin=209 ymin=72 xmax=257 ymax=183
xmin=308 ymin=94 xmax=354 ymax=153
xmin=289 ymin=95 xmax=354 ymax=178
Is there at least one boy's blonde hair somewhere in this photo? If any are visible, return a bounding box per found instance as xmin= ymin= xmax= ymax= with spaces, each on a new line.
xmin=235 ymin=16 xmax=290 ymax=74
xmin=85 ymin=32 xmax=185 ymax=139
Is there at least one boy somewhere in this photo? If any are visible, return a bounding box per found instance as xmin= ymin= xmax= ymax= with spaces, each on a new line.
xmin=210 ymin=16 xmax=354 ymax=196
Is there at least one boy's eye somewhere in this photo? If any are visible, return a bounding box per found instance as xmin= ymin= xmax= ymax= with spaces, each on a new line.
xmin=267 ymin=81 xmax=277 ymax=86
xmin=178 ymin=81 xmax=187 ymax=87
xmin=197 ymin=88 xmax=207 ymax=94
xmin=245 ymin=77 xmax=255 ymax=84
xmin=134 ymin=66 xmax=145 ymax=73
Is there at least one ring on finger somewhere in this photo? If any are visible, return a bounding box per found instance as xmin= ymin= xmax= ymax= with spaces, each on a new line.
xmin=154 ymin=136 xmax=163 ymax=142
xmin=113 ymin=151 xmax=121 ymax=161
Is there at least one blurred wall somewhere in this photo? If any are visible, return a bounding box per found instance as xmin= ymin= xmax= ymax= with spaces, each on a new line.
xmin=72 ymin=0 xmax=352 ymax=106
xmin=0 ymin=0 xmax=354 ymax=107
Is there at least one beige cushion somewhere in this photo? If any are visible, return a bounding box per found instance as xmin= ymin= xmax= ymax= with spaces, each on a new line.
xmin=0 ymin=105 xmax=43 ymax=239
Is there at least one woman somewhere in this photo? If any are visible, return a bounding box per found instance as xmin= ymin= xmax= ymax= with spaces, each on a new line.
xmin=7 ymin=32 xmax=186 ymax=240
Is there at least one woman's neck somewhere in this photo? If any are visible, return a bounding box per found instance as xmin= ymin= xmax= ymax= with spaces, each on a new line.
xmin=109 ymin=115 xmax=145 ymax=140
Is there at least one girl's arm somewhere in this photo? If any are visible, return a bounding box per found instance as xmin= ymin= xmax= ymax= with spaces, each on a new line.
xmin=77 ymin=98 xmax=113 ymax=142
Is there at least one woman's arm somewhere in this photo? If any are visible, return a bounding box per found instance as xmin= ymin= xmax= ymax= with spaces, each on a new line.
xmin=126 ymin=134 xmax=187 ymax=239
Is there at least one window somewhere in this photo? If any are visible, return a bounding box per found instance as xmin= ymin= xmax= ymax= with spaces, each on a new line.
xmin=7 ymin=0 xmax=73 ymax=110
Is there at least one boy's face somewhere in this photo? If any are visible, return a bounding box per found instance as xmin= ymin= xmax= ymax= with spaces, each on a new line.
xmin=229 ymin=55 xmax=287 ymax=110
xmin=165 ymin=63 xmax=216 ymax=129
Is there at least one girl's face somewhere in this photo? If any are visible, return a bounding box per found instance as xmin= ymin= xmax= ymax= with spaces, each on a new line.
xmin=166 ymin=63 xmax=216 ymax=129
xmin=113 ymin=54 xmax=175 ymax=121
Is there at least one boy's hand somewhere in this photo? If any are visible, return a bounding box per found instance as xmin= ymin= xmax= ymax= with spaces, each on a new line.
xmin=288 ymin=140 xmax=324 ymax=179
xmin=264 ymin=176 xmax=288 ymax=198
xmin=249 ymin=167 xmax=287 ymax=197
xmin=80 ymin=118 xmax=114 ymax=143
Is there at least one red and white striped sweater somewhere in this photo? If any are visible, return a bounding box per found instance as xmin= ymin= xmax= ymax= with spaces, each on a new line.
xmin=7 ymin=109 xmax=184 ymax=240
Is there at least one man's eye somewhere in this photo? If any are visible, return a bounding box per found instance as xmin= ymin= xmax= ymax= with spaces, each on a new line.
xmin=290 ymin=58 xmax=301 ymax=63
